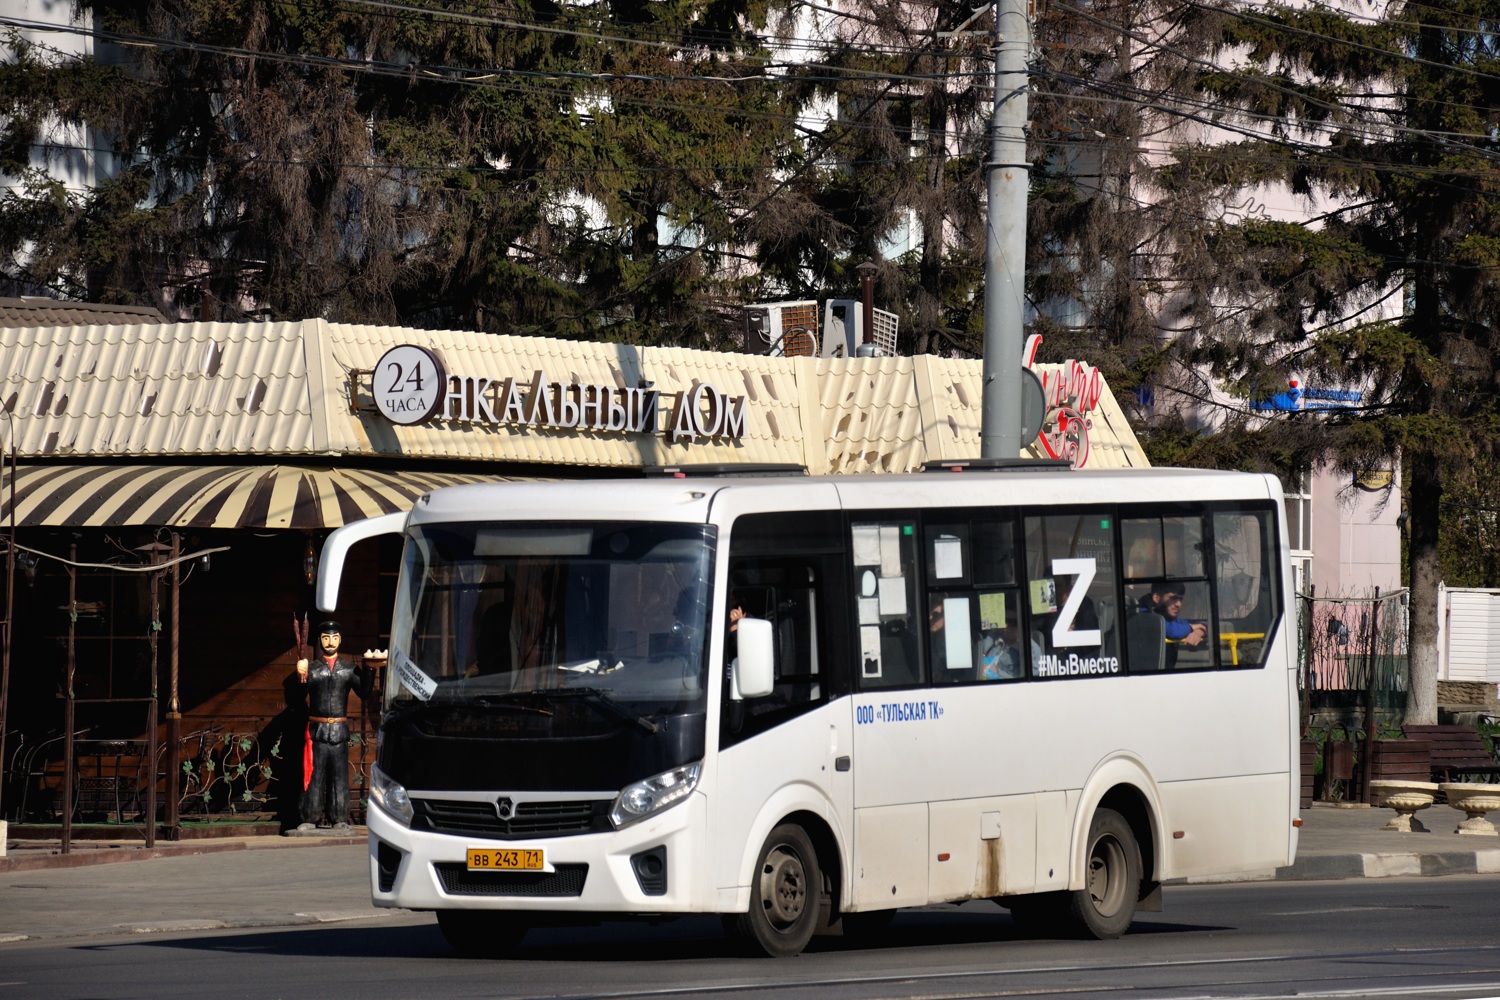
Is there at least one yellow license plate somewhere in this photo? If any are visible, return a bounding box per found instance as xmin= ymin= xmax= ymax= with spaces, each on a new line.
xmin=467 ymin=847 xmax=545 ymax=872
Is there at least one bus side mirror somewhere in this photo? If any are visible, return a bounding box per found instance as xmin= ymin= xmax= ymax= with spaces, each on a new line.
xmin=733 ymin=618 xmax=775 ymax=700
xmin=315 ymin=511 xmax=408 ymax=612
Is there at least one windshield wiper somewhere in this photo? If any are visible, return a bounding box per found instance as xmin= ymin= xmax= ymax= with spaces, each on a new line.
xmin=385 ymin=697 xmax=553 ymax=726
xmin=470 ymin=696 xmax=554 ymax=716
xmin=521 ymin=688 xmax=661 ymax=734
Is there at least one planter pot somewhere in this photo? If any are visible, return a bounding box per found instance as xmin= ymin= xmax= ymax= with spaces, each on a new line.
xmin=1369 ymin=779 xmax=1440 ymax=832
xmin=1440 ymin=783 xmax=1500 ymax=836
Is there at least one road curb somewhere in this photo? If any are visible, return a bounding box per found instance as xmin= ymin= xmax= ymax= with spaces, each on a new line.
xmin=1278 ymin=850 xmax=1500 ymax=880
xmin=1169 ymin=847 xmax=1500 ymax=884
xmin=0 ymin=835 xmax=364 ymax=873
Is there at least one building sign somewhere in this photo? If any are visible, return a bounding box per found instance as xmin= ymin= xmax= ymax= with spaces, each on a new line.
xmin=370 ymin=345 xmax=747 ymax=444
xmin=1024 ymin=334 xmax=1101 ymax=469
xmin=1250 ymin=379 xmax=1365 ymax=414
xmin=373 ymin=345 xmax=447 ymax=425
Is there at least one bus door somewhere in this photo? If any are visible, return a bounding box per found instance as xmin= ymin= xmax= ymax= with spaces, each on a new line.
xmin=849 ymin=512 xmax=1062 ymax=907
xmin=712 ymin=504 xmax=855 ymax=907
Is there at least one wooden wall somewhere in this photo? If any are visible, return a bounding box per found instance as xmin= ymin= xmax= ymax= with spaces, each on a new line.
xmin=3 ymin=528 xmax=399 ymax=828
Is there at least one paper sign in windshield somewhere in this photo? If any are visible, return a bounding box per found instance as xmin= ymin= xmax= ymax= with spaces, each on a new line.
xmin=393 ymin=649 xmax=438 ymax=701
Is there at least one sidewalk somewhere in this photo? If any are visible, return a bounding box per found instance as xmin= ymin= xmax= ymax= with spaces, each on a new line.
xmin=1 ymin=803 xmax=1498 ymax=944
xmin=1264 ymin=800 xmax=1500 ymax=881
xmin=0 ymin=831 xmax=387 ymax=944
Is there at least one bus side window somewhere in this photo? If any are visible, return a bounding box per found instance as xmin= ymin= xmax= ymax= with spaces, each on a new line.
xmin=852 ymin=520 xmax=921 ymax=689
xmin=1023 ymin=513 xmax=1119 ymax=674
xmin=721 ymin=510 xmax=848 ymax=748
xmin=1123 ymin=515 xmax=1217 ymax=671
xmin=1213 ymin=509 xmax=1278 ymax=668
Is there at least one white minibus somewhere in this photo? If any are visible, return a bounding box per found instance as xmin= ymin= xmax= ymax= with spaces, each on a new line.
xmin=316 ymin=462 xmax=1298 ymax=956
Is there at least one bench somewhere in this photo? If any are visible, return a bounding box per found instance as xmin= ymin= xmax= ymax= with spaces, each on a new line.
xmin=1365 ymin=739 xmax=1432 ymax=784
xmin=1401 ymin=724 xmax=1500 ymax=782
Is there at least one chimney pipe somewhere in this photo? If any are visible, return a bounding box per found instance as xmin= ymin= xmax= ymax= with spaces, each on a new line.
xmin=856 ymin=260 xmax=878 ymax=355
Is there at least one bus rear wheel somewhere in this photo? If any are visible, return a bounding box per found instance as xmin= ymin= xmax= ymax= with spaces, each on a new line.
xmin=1066 ymin=807 xmax=1141 ymax=939
xmin=435 ymin=909 xmax=527 ymax=958
xmin=731 ymin=823 xmax=822 ymax=957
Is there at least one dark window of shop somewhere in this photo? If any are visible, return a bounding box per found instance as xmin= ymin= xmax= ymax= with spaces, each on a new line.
xmin=721 ymin=511 xmax=849 ymax=748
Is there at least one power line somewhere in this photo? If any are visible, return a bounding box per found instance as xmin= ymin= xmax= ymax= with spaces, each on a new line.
xmin=1195 ymin=0 xmax=1500 ymax=83
xmin=1047 ymin=0 xmax=1500 ymax=166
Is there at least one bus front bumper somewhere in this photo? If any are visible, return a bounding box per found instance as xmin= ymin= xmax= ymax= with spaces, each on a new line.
xmin=366 ymin=792 xmax=708 ymax=914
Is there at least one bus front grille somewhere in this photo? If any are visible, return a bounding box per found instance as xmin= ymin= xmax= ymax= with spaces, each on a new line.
xmin=412 ymin=797 xmax=609 ymax=838
xmin=433 ymin=862 xmax=589 ymax=897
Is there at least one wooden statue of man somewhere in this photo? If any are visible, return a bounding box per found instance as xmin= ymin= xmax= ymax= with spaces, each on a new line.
xmin=296 ymin=620 xmax=372 ymax=832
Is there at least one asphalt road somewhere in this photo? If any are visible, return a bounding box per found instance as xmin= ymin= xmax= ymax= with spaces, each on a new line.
xmin=4 ymin=876 xmax=1500 ymax=1000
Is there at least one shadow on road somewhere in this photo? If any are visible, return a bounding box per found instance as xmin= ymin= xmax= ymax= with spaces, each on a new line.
xmin=86 ymin=906 xmax=1225 ymax=963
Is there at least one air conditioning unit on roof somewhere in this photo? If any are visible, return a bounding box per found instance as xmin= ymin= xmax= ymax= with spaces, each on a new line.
xmin=743 ymin=300 xmax=819 ymax=357
xmin=822 ymin=300 xmax=899 ymax=358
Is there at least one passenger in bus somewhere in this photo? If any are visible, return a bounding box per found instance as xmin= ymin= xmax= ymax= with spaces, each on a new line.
xmin=978 ymin=622 xmax=1035 ymax=680
xmin=1144 ymin=581 xmax=1207 ymax=667
xmin=927 ymin=599 xmax=948 ymax=673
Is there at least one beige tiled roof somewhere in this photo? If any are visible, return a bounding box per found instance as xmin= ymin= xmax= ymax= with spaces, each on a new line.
xmin=0 ymin=296 xmax=166 ymax=328
xmin=915 ymin=353 xmax=1148 ymax=469
xmin=0 ymin=319 xmax=1148 ymax=470
xmin=814 ymin=356 xmax=926 ymax=474
xmin=0 ymin=321 xmax=317 ymax=457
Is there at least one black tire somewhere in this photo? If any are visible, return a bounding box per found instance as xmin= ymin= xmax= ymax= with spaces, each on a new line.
xmin=730 ymin=823 xmax=822 ymax=957
xmin=1065 ymin=807 xmax=1141 ymax=939
xmin=435 ymin=909 xmax=528 ymax=958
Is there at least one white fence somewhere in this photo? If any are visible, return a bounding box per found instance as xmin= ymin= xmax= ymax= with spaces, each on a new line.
xmin=1438 ymin=585 xmax=1500 ymax=683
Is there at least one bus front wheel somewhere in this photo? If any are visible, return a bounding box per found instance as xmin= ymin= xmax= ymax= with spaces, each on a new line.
xmin=1066 ymin=807 xmax=1141 ymax=939
xmin=435 ymin=909 xmax=527 ymax=958
xmin=731 ymin=823 xmax=822 ymax=957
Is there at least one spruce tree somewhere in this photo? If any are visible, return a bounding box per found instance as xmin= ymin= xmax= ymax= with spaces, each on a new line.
xmin=0 ymin=0 xmax=805 ymax=342
xmin=1143 ymin=0 xmax=1500 ymax=723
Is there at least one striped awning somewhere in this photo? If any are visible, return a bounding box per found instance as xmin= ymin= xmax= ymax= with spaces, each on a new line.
xmin=0 ymin=464 xmax=517 ymax=530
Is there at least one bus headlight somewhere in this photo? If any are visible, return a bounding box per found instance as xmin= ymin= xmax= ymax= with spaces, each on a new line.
xmin=610 ymin=762 xmax=701 ymax=829
xmin=370 ymin=764 xmax=413 ymax=826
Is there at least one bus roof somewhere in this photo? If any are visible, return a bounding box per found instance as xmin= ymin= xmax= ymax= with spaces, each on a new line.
xmin=404 ymin=467 xmax=1282 ymax=527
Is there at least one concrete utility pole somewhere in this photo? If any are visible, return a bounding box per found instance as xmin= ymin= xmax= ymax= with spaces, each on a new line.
xmin=979 ymin=0 xmax=1031 ymax=459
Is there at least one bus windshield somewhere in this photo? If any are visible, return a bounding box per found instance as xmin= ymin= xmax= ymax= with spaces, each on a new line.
xmin=386 ymin=521 xmax=716 ymax=720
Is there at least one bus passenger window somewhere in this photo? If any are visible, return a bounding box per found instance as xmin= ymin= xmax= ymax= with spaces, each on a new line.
xmin=974 ymin=589 xmax=1028 ymax=681
xmin=852 ymin=521 xmax=921 ymax=689
xmin=1123 ymin=515 xmax=1217 ymax=670
xmin=925 ymin=525 xmax=970 ymax=586
xmin=1159 ymin=580 xmax=1214 ymax=670
xmin=927 ymin=593 xmax=975 ymax=681
xmin=971 ymin=519 xmax=1018 ymax=586
xmin=1213 ymin=510 xmax=1277 ymax=668
xmin=1024 ymin=513 xmax=1121 ymax=679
